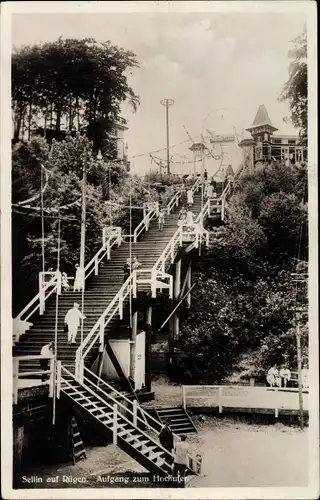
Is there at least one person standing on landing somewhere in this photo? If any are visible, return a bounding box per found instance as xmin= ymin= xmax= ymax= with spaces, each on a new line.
xmin=159 ymin=419 xmax=174 ymax=465
xmin=64 ymin=302 xmax=86 ymax=344
xmin=39 ymin=341 xmax=54 ymax=382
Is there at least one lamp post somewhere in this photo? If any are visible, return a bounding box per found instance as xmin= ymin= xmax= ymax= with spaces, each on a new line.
xmin=97 ymin=149 xmax=112 ymax=226
xmin=160 ymin=99 xmax=175 ymax=174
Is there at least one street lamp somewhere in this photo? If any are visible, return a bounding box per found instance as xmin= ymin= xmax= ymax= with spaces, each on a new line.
xmin=160 ymin=99 xmax=175 ymax=174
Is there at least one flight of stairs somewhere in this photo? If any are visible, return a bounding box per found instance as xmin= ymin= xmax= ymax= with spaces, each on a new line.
xmin=13 ymin=191 xmax=204 ymax=476
xmin=14 ymin=192 xmax=203 ymax=376
xmin=155 ymin=407 xmax=197 ymax=435
xmin=60 ymin=368 xmax=173 ymax=475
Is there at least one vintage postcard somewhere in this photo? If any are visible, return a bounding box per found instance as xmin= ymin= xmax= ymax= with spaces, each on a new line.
xmin=1 ymin=1 xmax=318 ymax=499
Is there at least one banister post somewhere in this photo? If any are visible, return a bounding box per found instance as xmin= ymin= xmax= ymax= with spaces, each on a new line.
xmin=151 ymin=270 xmax=156 ymax=298
xmin=133 ymin=400 xmax=137 ymax=426
xmin=48 ymin=357 xmax=54 ymax=397
xmin=113 ymin=403 xmax=118 ymax=445
xmin=56 ymin=271 xmax=62 ymax=295
xmin=182 ymin=386 xmax=186 ymax=410
xmin=56 ymin=361 xmax=62 ymax=399
xmin=99 ymin=316 xmax=105 ymax=351
xmin=133 ymin=271 xmax=137 ymax=298
xmin=94 ymin=256 xmax=99 ymax=275
xmin=39 ymin=273 xmax=44 ymax=315
xmin=119 ymin=291 xmax=123 ymax=320
xmin=107 ymin=240 xmax=111 ymax=259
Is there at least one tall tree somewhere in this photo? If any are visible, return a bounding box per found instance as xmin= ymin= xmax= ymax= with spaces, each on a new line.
xmin=279 ymin=26 xmax=307 ymax=144
xmin=12 ymin=38 xmax=140 ymax=153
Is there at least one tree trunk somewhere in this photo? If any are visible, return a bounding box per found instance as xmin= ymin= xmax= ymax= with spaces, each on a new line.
xmin=28 ymin=100 xmax=32 ymax=140
xmin=56 ymin=103 xmax=61 ymax=132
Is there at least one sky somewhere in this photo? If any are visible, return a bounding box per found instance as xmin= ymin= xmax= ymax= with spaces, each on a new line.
xmin=12 ymin=8 xmax=307 ymax=175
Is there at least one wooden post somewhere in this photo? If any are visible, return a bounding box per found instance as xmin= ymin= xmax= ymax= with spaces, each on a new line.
xmin=186 ymin=261 xmax=192 ymax=308
xmin=133 ymin=400 xmax=137 ymax=426
xmin=56 ymin=361 xmax=62 ymax=399
xmin=296 ymin=313 xmax=304 ymax=430
xmin=182 ymin=386 xmax=186 ymax=410
xmin=145 ymin=306 xmax=152 ymax=392
xmin=130 ymin=311 xmax=138 ymax=380
xmin=113 ymin=404 xmax=118 ymax=445
xmin=48 ymin=357 xmax=54 ymax=397
xmin=173 ymin=259 xmax=181 ymax=337
xmin=13 ymin=425 xmax=24 ymax=487
xmin=97 ymin=350 xmax=104 ymax=382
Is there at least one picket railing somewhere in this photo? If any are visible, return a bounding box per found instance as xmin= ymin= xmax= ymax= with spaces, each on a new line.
xmin=84 ymin=226 xmax=122 ymax=281
xmin=133 ymin=204 xmax=159 ymax=243
xmin=75 ymin=272 xmax=136 ymax=381
xmin=182 ymin=384 xmax=309 ymax=418
xmin=13 ymin=272 xmax=62 ymax=343
xmin=13 ymin=355 xmax=54 ymax=404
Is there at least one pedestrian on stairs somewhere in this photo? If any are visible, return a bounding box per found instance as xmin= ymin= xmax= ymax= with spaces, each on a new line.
xmin=123 ymin=258 xmax=131 ymax=283
xmin=187 ymin=188 xmax=194 ymax=207
xmin=64 ymin=303 xmax=86 ymax=344
xmin=40 ymin=341 xmax=54 ymax=382
xmin=173 ymin=435 xmax=190 ymax=479
xmin=73 ymin=264 xmax=85 ymax=292
xmin=159 ymin=419 xmax=174 ymax=464
xmin=158 ymin=208 xmax=166 ymax=231
xmin=132 ymin=256 xmax=141 ymax=270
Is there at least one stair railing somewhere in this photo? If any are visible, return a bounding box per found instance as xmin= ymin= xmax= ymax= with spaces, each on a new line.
xmin=13 ymin=271 xmax=61 ymax=343
xmin=133 ymin=204 xmax=159 ymax=243
xmin=60 ymin=365 xmax=174 ymax=467
xmin=83 ymin=367 xmax=164 ymax=434
xmin=75 ymin=271 xmax=137 ymax=381
xmin=152 ymin=227 xmax=183 ymax=274
xmin=13 ymin=355 xmax=54 ymax=404
xmin=84 ymin=226 xmax=122 ymax=281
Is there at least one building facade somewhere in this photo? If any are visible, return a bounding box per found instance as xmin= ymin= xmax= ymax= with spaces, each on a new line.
xmin=239 ymin=104 xmax=307 ymax=168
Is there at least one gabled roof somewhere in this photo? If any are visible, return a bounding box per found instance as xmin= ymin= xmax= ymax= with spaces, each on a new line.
xmin=246 ymin=105 xmax=278 ymax=132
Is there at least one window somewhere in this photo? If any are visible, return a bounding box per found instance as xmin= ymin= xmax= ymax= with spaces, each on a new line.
xmin=273 ymin=139 xmax=282 ymax=145
xmin=281 ymin=147 xmax=289 ymax=160
xmin=288 ymin=139 xmax=296 ymax=145
xmin=255 ymin=146 xmax=262 ymax=160
xmin=264 ymin=133 xmax=269 ymax=141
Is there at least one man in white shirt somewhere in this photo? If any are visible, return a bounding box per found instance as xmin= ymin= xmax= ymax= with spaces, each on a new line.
xmin=173 ymin=435 xmax=190 ymax=478
xmin=64 ymin=303 xmax=86 ymax=344
xmin=40 ymin=341 xmax=54 ymax=382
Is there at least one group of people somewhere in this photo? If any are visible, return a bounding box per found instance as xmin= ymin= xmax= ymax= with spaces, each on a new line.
xmin=178 ymin=206 xmax=196 ymax=227
xmin=159 ymin=419 xmax=195 ymax=479
xmin=123 ymin=256 xmax=141 ymax=282
xmin=266 ymin=364 xmax=309 ymax=389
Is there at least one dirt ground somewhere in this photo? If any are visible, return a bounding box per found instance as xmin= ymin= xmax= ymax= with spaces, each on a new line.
xmin=20 ymin=415 xmax=308 ymax=489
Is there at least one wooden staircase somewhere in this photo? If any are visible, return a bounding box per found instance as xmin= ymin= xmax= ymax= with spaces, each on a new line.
xmin=155 ymin=407 xmax=197 ymax=435
xmin=60 ymin=366 xmax=174 ymax=475
xmin=14 ymin=192 xmax=204 ymax=376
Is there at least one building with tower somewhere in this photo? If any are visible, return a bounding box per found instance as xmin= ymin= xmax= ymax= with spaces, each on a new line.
xmin=239 ymin=104 xmax=307 ymax=168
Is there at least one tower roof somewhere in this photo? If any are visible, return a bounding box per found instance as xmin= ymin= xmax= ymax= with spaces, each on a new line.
xmin=246 ymin=105 xmax=278 ymax=132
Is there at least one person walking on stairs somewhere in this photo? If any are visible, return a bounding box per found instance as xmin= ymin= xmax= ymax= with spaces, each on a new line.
xmin=173 ymin=435 xmax=190 ymax=479
xmin=39 ymin=341 xmax=54 ymax=382
xmin=158 ymin=208 xmax=166 ymax=231
xmin=73 ymin=264 xmax=85 ymax=292
xmin=123 ymin=258 xmax=131 ymax=283
xmin=159 ymin=419 xmax=174 ymax=465
xmin=187 ymin=188 xmax=194 ymax=207
xmin=64 ymin=303 xmax=86 ymax=344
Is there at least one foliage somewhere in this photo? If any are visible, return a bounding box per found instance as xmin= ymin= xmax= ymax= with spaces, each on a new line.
xmin=177 ymin=161 xmax=308 ymax=382
xmin=279 ymin=26 xmax=307 ymax=143
xmin=12 ymin=37 xmax=140 ymax=153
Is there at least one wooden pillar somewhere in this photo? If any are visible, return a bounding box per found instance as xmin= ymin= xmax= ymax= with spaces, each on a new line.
xmin=13 ymin=424 xmax=24 ymax=486
xmin=145 ymin=306 xmax=152 ymax=391
xmin=130 ymin=311 xmax=138 ymax=380
xmin=170 ymin=259 xmax=181 ymax=367
xmin=186 ymin=261 xmax=192 ymax=308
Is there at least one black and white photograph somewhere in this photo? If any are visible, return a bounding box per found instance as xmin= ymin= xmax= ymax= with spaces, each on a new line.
xmin=1 ymin=1 xmax=318 ymax=499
